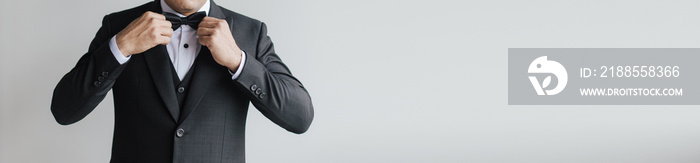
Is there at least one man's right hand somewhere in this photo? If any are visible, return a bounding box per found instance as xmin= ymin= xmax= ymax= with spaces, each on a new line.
xmin=115 ymin=11 xmax=173 ymax=56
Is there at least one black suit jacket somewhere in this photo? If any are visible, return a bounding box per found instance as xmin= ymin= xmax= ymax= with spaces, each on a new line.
xmin=51 ymin=1 xmax=314 ymax=162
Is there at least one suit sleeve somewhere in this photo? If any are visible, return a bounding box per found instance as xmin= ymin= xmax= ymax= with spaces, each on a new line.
xmin=51 ymin=15 xmax=127 ymax=125
xmin=234 ymin=22 xmax=314 ymax=134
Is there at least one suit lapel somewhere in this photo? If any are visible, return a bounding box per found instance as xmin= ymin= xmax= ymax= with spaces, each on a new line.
xmin=139 ymin=0 xmax=179 ymax=122
xmin=209 ymin=0 xmax=226 ymax=19
xmin=144 ymin=45 xmax=180 ymax=122
xmin=178 ymin=47 xmax=218 ymax=123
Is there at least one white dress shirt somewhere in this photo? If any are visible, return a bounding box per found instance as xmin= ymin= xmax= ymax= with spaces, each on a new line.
xmin=108 ymin=0 xmax=245 ymax=80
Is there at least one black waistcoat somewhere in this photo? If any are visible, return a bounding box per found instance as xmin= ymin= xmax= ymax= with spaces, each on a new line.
xmin=169 ymin=62 xmax=196 ymax=112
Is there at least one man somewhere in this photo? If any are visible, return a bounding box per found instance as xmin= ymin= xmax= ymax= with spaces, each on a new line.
xmin=50 ymin=0 xmax=314 ymax=162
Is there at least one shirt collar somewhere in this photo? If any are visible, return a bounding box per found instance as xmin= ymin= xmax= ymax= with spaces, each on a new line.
xmin=160 ymin=0 xmax=211 ymax=17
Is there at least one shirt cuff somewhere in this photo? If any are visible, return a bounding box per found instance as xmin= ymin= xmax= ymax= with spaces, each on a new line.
xmin=109 ymin=35 xmax=131 ymax=64
xmin=229 ymin=51 xmax=247 ymax=80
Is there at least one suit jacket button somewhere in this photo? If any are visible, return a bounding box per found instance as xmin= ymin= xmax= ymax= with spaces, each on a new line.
xmin=93 ymin=81 xmax=102 ymax=87
xmin=101 ymin=71 xmax=109 ymax=77
xmin=177 ymin=87 xmax=185 ymax=93
xmin=250 ymin=84 xmax=258 ymax=91
xmin=255 ymin=89 xmax=262 ymax=95
xmin=97 ymin=76 xmax=105 ymax=82
xmin=259 ymin=93 xmax=266 ymax=99
xmin=176 ymin=128 xmax=184 ymax=138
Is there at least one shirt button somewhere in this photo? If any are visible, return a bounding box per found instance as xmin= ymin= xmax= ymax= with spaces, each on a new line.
xmin=176 ymin=128 xmax=184 ymax=138
xmin=184 ymin=44 xmax=189 ymax=48
xmin=177 ymin=87 xmax=185 ymax=93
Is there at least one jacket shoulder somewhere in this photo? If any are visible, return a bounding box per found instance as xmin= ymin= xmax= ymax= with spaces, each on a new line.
xmin=102 ymin=1 xmax=157 ymax=32
xmin=107 ymin=1 xmax=156 ymax=19
xmin=218 ymin=6 xmax=264 ymax=29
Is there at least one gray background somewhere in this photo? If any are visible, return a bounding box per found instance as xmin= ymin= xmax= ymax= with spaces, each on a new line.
xmin=509 ymin=48 xmax=700 ymax=105
xmin=2 ymin=0 xmax=700 ymax=162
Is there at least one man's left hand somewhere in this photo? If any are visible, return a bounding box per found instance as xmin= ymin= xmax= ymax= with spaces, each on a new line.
xmin=197 ymin=17 xmax=242 ymax=71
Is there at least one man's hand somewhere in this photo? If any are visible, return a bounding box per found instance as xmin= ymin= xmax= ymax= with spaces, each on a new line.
xmin=197 ymin=17 xmax=243 ymax=71
xmin=115 ymin=11 xmax=173 ymax=56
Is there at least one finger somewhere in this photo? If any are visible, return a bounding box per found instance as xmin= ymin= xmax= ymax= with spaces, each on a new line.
xmin=196 ymin=27 xmax=215 ymax=36
xmin=144 ymin=17 xmax=167 ymax=30
xmin=141 ymin=11 xmax=154 ymax=18
xmin=201 ymin=16 xmax=221 ymax=21
xmin=159 ymin=20 xmax=173 ymax=28
xmin=156 ymin=35 xmax=171 ymax=45
xmin=198 ymin=36 xmax=212 ymax=46
xmin=197 ymin=21 xmax=216 ymax=28
xmin=198 ymin=19 xmax=226 ymax=28
xmin=142 ymin=11 xmax=165 ymax=20
xmin=198 ymin=21 xmax=226 ymax=28
xmin=153 ymin=13 xmax=165 ymax=20
xmin=160 ymin=27 xmax=174 ymax=37
xmin=147 ymin=11 xmax=166 ymax=20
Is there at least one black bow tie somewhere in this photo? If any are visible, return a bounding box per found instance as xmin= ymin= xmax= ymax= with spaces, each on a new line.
xmin=164 ymin=11 xmax=206 ymax=30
